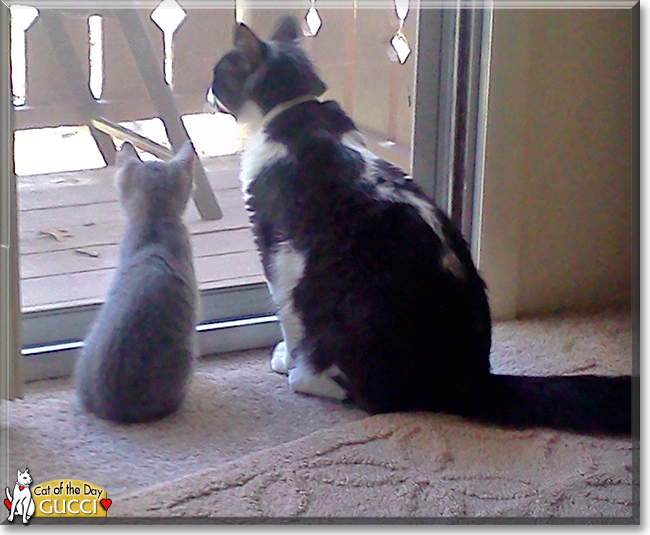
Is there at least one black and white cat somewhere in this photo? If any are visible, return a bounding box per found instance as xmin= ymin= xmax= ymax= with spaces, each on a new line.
xmin=74 ymin=142 xmax=198 ymax=423
xmin=208 ymin=16 xmax=632 ymax=435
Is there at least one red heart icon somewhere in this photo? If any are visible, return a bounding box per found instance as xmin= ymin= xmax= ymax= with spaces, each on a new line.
xmin=4 ymin=498 xmax=10 ymax=510
xmin=19 ymin=486 xmax=24 ymax=491
xmin=100 ymin=498 xmax=112 ymax=511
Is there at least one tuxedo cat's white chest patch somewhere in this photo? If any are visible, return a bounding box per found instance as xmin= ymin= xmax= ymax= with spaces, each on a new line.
xmin=267 ymin=240 xmax=306 ymax=369
xmin=240 ymin=129 xmax=289 ymax=202
xmin=268 ymin=240 xmax=306 ymax=308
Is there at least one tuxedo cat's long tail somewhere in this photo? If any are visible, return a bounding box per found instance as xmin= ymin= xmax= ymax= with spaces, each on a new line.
xmin=455 ymin=374 xmax=634 ymax=436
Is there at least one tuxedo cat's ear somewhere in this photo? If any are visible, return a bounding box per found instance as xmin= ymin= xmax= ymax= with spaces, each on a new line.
xmin=173 ymin=142 xmax=196 ymax=177
xmin=117 ymin=142 xmax=141 ymax=167
xmin=271 ymin=16 xmax=300 ymax=43
xmin=234 ymin=23 xmax=266 ymax=70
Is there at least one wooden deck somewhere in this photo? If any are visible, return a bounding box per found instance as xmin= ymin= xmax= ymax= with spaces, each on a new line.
xmin=17 ymin=154 xmax=265 ymax=313
xmin=17 ymin=129 xmax=412 ymax=314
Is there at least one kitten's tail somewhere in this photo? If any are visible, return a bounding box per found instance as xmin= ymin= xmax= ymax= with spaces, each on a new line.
xmin=456 ymin=374 xmax=635 ymax=436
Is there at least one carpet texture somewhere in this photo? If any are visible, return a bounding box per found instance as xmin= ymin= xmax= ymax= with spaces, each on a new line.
xmin=2 ymin=307 xmax=636 ymax=521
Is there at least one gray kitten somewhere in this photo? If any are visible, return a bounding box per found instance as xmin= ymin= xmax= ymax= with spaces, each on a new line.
xmin=74 ymin=142 xmax=198 ymax=423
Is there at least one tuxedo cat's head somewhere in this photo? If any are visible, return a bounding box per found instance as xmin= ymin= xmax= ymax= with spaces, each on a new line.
xmin=207 ymin=16 xmax=327 ymax=121
xmin=115 ymin=142 xmax=195 ymax=220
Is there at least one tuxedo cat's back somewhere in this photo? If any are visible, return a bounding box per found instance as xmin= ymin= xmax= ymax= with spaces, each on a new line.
xmin=246 ymin=99 xmax=492 ymax=413
xmin=261 ymin=101 xmax=630 ymax=432
xmin=260 ymin=101 xmax=631 ymax=430
xmin=74 ymin=142 xmax=198 ymax=424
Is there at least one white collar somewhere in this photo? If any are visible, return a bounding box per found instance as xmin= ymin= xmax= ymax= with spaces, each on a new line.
xmin=262 ymin=95 xmax=319 ymax=127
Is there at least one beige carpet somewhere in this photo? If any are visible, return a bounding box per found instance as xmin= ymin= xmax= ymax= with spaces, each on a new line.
xmin=2 ymin=307 xmax=637 ymax=521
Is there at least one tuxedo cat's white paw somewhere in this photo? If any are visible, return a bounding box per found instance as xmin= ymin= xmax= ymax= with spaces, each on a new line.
xmin=287 ymin=360 xmax=347 ymax=401
xmin=270 ymin=340 xmax=293 ymax=374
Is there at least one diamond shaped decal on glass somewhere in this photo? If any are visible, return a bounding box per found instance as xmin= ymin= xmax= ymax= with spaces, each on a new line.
xmin=151 ymin=0 xmax=187 ymax=86
xmin=303 ymin=7 xmax=322 ymax=37
xmin=151 ymin=0 xmax=186 ymax=34
xmin=389 ymin=29 xmax=411 ymax=64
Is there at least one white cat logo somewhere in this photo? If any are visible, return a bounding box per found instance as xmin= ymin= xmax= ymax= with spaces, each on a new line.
xmin=5 ymin=468 xmax=36 ymax=524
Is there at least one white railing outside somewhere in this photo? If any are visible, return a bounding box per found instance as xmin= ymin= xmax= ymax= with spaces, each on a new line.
xmin=11 ymin=1 xmax=417 ymax=172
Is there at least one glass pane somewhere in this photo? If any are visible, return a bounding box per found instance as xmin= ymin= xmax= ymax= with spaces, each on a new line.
xmin=13 ymin=5 xmax=417 ymax=351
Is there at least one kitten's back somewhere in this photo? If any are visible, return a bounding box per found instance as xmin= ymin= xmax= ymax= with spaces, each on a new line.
xmin=74 ymin=143 xmax=197 ymax=423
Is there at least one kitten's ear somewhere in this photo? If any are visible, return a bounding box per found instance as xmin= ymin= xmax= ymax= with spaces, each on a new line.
xmin=116 ymin=142 xmax=141 ymax=167
xmin=115 ymin=143 xmax=140 ymax=195
xmin=234 ymin=23 xmax=266 ymax=70
xmin=17 ymin=469 xmax=21 ymax=478
xmin=271 ymin=16 xmax=300 ymax=43
xmin=173 ymin=142 xmax=196 ymax=177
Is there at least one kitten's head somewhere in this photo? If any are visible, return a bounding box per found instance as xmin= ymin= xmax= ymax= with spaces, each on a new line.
xmin=208 ymin=16 xmax=327 ymax=121
xmin=17 ymin=469 xmax=32 ymax=486
xmin=115 ymin=142 xmax=195 ymax=220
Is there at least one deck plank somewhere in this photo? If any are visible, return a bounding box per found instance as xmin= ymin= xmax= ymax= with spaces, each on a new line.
xmin=19 ymin=188 xmax=252 ymax=254
xmin=18 ymin=155 xmax=267 ymax=313
xmin=21 ymin=250 xmax=265 ymax=311
xmin=17 ymin=154 xmax=241 ymax=211
xmin=20 ymin=228 xmax=258 ymax=279
xmin=18 ymin=187 xmax=248 ymax=233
